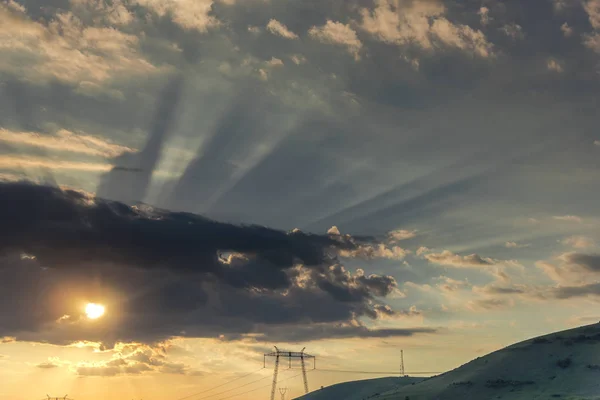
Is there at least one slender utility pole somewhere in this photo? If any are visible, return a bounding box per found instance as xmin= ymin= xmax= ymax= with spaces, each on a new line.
xmin=400 ymin=350 xmax=405 ymax=377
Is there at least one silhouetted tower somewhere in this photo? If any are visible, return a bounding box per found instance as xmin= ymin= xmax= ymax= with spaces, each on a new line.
xmin=279 ymin=387 xmax=287 ymax=400
xmin=400 ymin=350 xmax=405 ymax=376
xmin=265 ymin=347 xmax=315 ymax=400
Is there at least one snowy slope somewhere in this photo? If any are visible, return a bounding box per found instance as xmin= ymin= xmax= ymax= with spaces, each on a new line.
xmin=294 ymin=377 xmax=424 ymax=400
xmin=297 ymin=323 xmax=600 ymax=400
xmin=376 ymin=322 xmax=600 ymax=400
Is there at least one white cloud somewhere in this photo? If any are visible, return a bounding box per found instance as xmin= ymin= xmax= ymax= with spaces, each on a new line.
xmin=266 ymin=19 xmax=298 ymax=39
xmin=327 ymin=226 xmax=341 ymax=235
xmin=0 ymin=6 xmax=162 ymax=85
xmin=339 ymin=244 xmax=408 ymax=261
xmin=3 ymin=0 xmax=25 ymax=13
xmin=561 ymin=22 xmax=573 ymax=37
xmin=505 ymin=241 xmax=531 ymax=249
xmin=290 ymin=54 xmax=307 ymax=65
xmin=70 ymin=0 xmax=133 ymax=25
xmin=425 ymin=250 xmax=521 ymax=270
xmin=388 ymin=229 xmax=417 ymax=242
xmin=553 ymin=215 xmax=583 ymax=223
xmin=425 ymin=250 xmax=495 ymax=268
xmin=360 ymin=0 xmax=493 ymax=57
xmin=132 ymin=0 xmax=219 ymax=32
xmin=247 ymin=25 xmax=261 ymax=34
xmin=416 ymin=246 xmax=431 ymax=256
xmin=584 ymin=32 xmax=600 ymax=53
xmin=309 ymin=20 xmax=363 ymax=58
xmin=584 ymin=0 xmax=600 ymax=29
xmin=500 ymin=23 xmax=525 ymax=40
xmin=266 ymin=57 xmax=284 ymax=67
xmin=547 ymin=58 xmax=564 ymax=72
xmin=0 ymin=128 xmax=136 ymax=158
xmin=562 ymin=236 xmax=595 ymax=249
xmin=478 ymin=7 xmax=491 ymax=26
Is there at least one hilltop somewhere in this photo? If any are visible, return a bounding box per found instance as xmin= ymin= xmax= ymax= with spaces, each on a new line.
xmin=295 ymin=376 xmax=424 ymax=400
xmin=299 ymin=323 xmax=600 ymax=400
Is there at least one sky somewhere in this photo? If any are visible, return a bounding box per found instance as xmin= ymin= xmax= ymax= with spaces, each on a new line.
xmin=0 ymin=0 xmax=599 ymax=399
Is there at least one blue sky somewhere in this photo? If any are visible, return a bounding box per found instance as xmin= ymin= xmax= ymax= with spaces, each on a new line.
xmin=0 ymin=0 xmax=599 ymax=399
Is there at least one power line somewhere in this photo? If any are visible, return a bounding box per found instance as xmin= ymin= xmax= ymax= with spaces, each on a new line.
xmin=315 ymin=368 xmax=442 ymax=375
xmin=194 ymin=375 xmax=271 ymax=400
xmin=173 ymin=367 xmax=265 ymax=400
xmin=213 ymin=371 xmax=310 ymax=400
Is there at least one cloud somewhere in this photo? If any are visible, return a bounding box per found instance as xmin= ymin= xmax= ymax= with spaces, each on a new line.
xmin=561 ymin=22 xmax=573 ymax=37
xmin=388 ymin=229 xmax=417 ymax=242
xmin=36 ymin=362 xmax=59 ymax=369
xmin=74 ymin=345 xmax=198 ymax=376
xmin=584 ymin=0 xmax=600 ymax=52
xmin=595 ymin=140 xmax=600 ymax=146
xmin=537 ymin=252 xmax=600 ymax=286
xmin=0 ymin=128 xmax=136 ymax=158
xmin=547 ymin=58 xmax=564 ymax=72
xmin=0 ymin=4 xmax=162 ymax=85
xmin=550 ymin=282 xmax=600 ymax=299
xmin=505 ymin=241 xmax=530 ymax=249
xmin=0 ymin=155 xmax=112 ymax=172
xmin=553 ymin=215 xmax=583 ymax=223
xmin=309 ymin=20 xmax=363 ymax=57
xmin=562 ymin=253 xmax=600 ymax=272
xmin=339 ymin=244 xmax=408 ymax=260
xmin=500 ymin=23 xmax=525 ymax=40
xmin=478 ymin=7 xmax=491 ymax=26
xmin=266 ymin=19 xmax=298 ymax=39
xmin=0 ymin=182 xmax=420 ymax=345
xmin=360 ymin=0 xmax=493 ymax=57
xmin=436 ymin=276 xmax=470 ymax=293
xmin=416 ymin=246 xmax=431 ymax=256
xmin=290 ymin=54 xmax=307 ymax=65
xmin=584 ymin=0 xmax=600 ymax=29
xmin=132 ymin=0 xmax=219 ymax=32
xmin=466 ymin=297 xmax=514 ymax=311
xmin=424 ymin=250 xmax=495 ymax=268
xmin=562 ymin=236 xmax=595 ymax=249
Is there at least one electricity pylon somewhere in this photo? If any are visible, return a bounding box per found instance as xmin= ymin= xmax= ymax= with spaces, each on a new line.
xmin=265 ymin=347 xmax=315 ymax=400
xmin=279 ymin=387 xmax=287 ymax=400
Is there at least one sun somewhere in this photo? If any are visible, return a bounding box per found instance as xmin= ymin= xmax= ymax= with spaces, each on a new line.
xmin=85 ymin=303 xmax=105 ymax=319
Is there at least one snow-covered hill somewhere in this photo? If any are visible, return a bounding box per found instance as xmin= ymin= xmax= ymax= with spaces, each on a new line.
xmin=299 ymin=323 xmax=600 ymax=400
xmin=295 ymin=377 xmax=424 ymax=400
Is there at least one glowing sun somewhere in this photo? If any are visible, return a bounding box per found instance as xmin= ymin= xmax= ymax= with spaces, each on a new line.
xmin=85 ymin=303 xmax=105 ymax=319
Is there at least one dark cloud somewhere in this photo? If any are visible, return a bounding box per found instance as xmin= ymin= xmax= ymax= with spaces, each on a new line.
xmin=551 ymin=283 xmax=600 ymax=299
xmin=0 ymin=181 xmax=426 ymax=345
xmin=563 ymin=253 xmax=600 ymax=272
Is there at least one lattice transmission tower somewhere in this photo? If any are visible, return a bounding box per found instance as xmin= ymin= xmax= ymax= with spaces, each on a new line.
xmin=264 ymin=347 xmax=315 ymax=400
xmin=279 ymin=387 xmax=287 ymax=400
